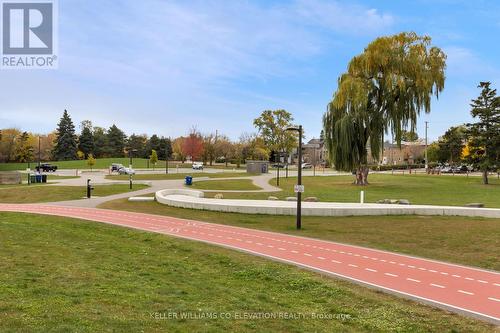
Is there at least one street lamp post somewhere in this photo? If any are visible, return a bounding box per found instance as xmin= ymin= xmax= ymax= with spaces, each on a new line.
xmin=286 ymin=125 xmax=303 ymax=230
xmin=128 ymin=149 xmax=138 ymax=189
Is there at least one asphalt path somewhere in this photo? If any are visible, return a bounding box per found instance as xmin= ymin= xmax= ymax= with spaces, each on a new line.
xmin=1 ymin=203 xmax=498 ymax=324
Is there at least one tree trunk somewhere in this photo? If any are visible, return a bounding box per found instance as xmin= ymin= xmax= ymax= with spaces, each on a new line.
xmin=354 ymin=166 xmax=369 ymax=185
xmin=482 ymin=168 xmax=489 ymax=185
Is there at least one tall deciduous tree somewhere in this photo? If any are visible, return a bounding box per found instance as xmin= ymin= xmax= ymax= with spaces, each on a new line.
xmin=149 ymin=149 xmax=158 ymax=170
xmin=438 ymin=126 xmax=466 ymax=164
xmin=253 ymin=109 xmax=297 ymax=162
xmin=323 ymin=32 xmax=446 ymax=185
xmin=53 ymin=110 xmax=78 ymax=161
xmin=182 ymin=129 xmax=204 ymax=162
xmin=466 ymin=82 xmax=500 ymax=184
xmin=14 ymin=131 xmax=34 ymax=163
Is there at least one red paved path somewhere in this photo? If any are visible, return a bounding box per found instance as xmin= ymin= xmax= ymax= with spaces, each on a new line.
xmin=1 ymin=204 xmax=499 ymax=324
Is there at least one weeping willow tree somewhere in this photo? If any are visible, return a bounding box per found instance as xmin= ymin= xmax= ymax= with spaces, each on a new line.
xmin=323 ymin=32 xmax=446 ymax=185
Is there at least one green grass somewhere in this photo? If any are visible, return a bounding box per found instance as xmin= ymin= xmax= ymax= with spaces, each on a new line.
xmin=209 ymin=174 xmax=500 ymax=208
xmin=191 ymin=179 xmax=260 ymax=191
xmin=0 ymin=158 xmax=245 ymax=171
xmin=105 ymin=172 xmax=249 ymax=181
xmin=99 ymin=199 xmax=500 ymax=271
xmin=0 ymin=184 xmax=147 ymax=203
xmin=0 ymin=213 xmax=493 ymax=332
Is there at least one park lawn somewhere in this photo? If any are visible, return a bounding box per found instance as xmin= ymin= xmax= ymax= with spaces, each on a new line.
xmin=0 ymin=184 xmax=148 ymax=203
xmin=191 ymin=179 xmax=260 ymax=191
xmin=105 ymin=172 xmax=249 ymax=181
xmin=0 ymin=159 xmax=245 ymax=171
xmin=0 ymin=213 xmax=493 ymax=332
xmin=208 ymin=174 xmax=500 ymax=208
xmin=99 ymin=199 xmax=500 ymax=271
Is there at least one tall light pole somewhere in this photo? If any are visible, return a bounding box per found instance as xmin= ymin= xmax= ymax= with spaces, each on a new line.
xmin=425 ymin=121 xmax=429 ymax=170
xmin=165 ymin=147 xmax=169 ymax=175
xmin=38 ymin=135 xmax=41 ymax=168
xmin=128 ymin=149 xmax=138 ymax=189
xmin=286 ymin=125 xmax=303 ymax=230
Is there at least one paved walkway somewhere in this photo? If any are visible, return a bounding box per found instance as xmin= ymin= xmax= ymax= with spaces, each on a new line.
xmin=1 ymin=203 xmax=498 ymax=324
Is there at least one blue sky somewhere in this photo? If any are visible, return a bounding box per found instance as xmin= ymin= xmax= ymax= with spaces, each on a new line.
xmin=1 ymin=0 xmax=499 ymax=141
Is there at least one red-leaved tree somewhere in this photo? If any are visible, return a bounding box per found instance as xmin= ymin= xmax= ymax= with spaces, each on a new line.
xmin=182 ymin=129 xmax=204 ymax=161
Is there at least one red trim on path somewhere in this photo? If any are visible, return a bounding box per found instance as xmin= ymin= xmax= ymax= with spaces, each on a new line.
xmin=1 ymin=204 xmax=499 ymax=324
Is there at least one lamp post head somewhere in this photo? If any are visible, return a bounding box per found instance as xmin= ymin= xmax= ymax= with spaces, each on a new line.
xmin=285 ymin=126 xmax=300 ymax=132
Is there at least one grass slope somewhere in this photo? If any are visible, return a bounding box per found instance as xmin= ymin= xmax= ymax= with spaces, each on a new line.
xmin=210 ymin=174 xmax=500 ymax=208
xmin=0 ymin=213 xmax=493 ymax=332
xmin=0 ymin=184 xmax=147 ymax=203
xmin=99 ymin=199 xmax=500 ymax=271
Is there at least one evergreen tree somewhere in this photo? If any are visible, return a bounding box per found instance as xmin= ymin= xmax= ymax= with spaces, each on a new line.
xmin=467 ymin=82 xmax=500 ymax=184
xmin=78 ymin=121 xmax=94 ymax=158
xmin=158 ymin=137 xmax=172 ymax=160
xmin=107 ymin=124 xmax=126 ymax=157
xmin=146 ymin=134 xmax=161 ymax=158
xmin=127 ymin=134 xmax=147 ymax=158
xmin=93 ymin=127 xmax=109 ymax=158
xmin=53 ymin=110 xmax=78 ymax=160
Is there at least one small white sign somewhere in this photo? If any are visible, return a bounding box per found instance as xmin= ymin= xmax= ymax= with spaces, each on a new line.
xmin=294 ymin=185 xmax=304 ymax=193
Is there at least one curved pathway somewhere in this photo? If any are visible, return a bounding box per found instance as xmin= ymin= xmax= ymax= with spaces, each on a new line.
xmin=1 ymin=203 xmax=498 ymax=324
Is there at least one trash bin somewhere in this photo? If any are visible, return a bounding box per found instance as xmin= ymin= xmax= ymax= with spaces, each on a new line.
xmin=30 ymin=175 xmax=37 ymax=183
xmin=41 ymin=174 xmax=47 ymax=183
xmin=36 ymin=175 xmax=42 ymax=183
xmin=185 ymin=176 xmax=193 ymax=186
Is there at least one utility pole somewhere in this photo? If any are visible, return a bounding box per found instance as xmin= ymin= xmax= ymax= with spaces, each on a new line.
xmin=425 ymin=121 xmax=429 ymax=170
xmin=38 ymin=135 xmax=41 ymax=167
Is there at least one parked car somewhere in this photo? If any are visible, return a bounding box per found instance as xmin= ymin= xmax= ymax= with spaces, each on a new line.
xmin=35 ymin=163 xmax=58 ymax=172
xmin=272 ymin=163 xmax=286 ymax=168
xmin=118 ymin=167 xmax=135 ymax=175
xmin=192 ymin=162 xmax=204 ymax=170
xmin=111 ymin=163 xmax=124 ymax=172
xmin=301 ymin=163 xmax=313 ymax=169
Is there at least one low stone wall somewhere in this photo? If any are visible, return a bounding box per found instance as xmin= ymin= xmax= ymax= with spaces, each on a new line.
xmin=0 ymin=172 xmax=22 ymax=185
xmin=154 ymin=189 xmax=500 ymax=218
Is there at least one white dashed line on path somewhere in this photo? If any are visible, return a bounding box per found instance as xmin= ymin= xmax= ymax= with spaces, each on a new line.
xmin=365 ymin=268 xmax=377 ymax=272
xmin=407 ymin=278 xmax=421 ymax=283
xmin=385 ymin=273 xmax=398 ymax=277
xmin=430 ymin=283 xmax=445 ymax=289
xmin=458 ymin=290 xmax=474 ymax=295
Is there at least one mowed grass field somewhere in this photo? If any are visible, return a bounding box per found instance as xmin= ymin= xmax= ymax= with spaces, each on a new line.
xmin=192 ymin=179 xmax=260 ymax=191
xmin=0 ymin=184 xmax=148 ymax=203
xmin=106 ymin=172 xmax=249 ymax=181
xmin=0 ymin=158 xmax=245 ymax=171
xmin=0 ymin=213 xmax=494 ymax=332
xmin=208 ymin=174 xmax=500 ymax=208
xmin=100 ymin=199 xmax=500 ymax=271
